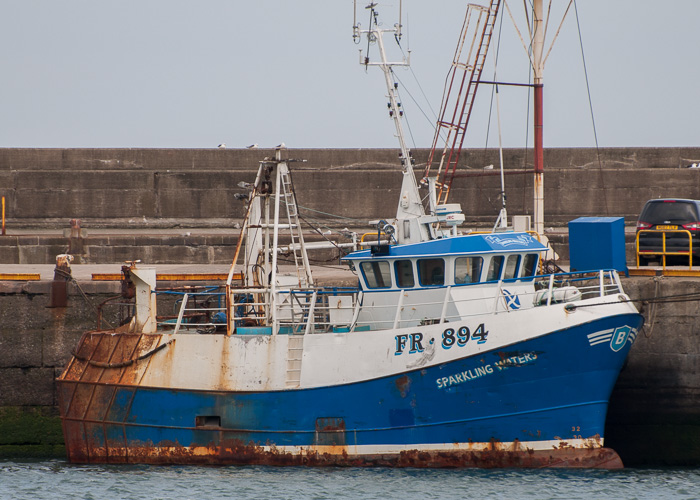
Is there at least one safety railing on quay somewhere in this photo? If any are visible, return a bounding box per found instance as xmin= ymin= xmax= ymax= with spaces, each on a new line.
xmin=636 ymin=229 xmax=693 ymax=270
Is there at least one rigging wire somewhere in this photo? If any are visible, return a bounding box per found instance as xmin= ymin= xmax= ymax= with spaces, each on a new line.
xmin=390 ymin=66 xmax=438 ymax=141
xmin=491 ymin=37 xmax=508 ymax=231
xmin=573 ymin=0 xmax=610 ymax=216
xmin=395 ymin=43 xmax=441 ymax=124
xmin=392 ymin=41 xmax=446 ymax=147
xmin=298 ymin=213 xmax=346 ymax=254
xmin=297 ymin=205 xmax=366 ymax=224
xmin=484 ymin=4 xmax=506 ymax=149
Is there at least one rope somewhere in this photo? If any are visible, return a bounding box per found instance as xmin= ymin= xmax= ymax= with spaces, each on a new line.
xmin=484 ymin=2 xmax=505 ymax=150
xmin=565 ymin=289 xmax=700 ymax=311
xmin=72 ymin=338 xmax=175 ymax=369
xmin=298 ymin=213 xmax=345 ymax=254
xmin=297 ymin=205 xmax=366 ymax=224
xmin=54 ymin=268 xmax=116 ymax=329
xmin=643 ymin=277 xmax=661 ymax=338
xmin=573 ymin=0 xmax=609 ymax=216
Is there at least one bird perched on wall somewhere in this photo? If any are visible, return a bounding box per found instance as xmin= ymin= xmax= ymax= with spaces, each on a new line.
xmin=218 ymin=143 xmax=226 ymax=148
xmin=275 ymin=142 xmax=286 ymax=149
xmin=247 ymin=143 xmax=259 ymax=149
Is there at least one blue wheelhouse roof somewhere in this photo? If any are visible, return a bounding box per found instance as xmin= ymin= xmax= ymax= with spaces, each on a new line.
xmin=342 ymin=232 xmax=546 ymax=261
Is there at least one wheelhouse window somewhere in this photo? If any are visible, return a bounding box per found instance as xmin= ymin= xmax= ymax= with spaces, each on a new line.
xmin=503 ymin=254 xmax=521 ymax=280
xmin=394 ymin=260 xmax=415 ymax=288
xmin=454 ymin=256 xmax=483 ymax=284
xmin=418 ymin=258 xmax=445 ymax=286
xmin=360 ymin=261 xmax=392 ymax=289
xmin=486 ymin=256 xmax=504 ymax=282
xmin=522 ymin=254 xmax=539 ymax=277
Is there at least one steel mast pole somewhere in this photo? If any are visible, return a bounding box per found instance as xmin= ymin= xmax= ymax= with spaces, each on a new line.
xmin=532 ymin=0 xmax=545 ymax=236
xmin=356 ymin=3 xmax=430 ymax=242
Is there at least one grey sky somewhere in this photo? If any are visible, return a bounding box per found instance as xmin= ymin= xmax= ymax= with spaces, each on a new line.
xmin=1 ymin=1 xmax=698 ymax=149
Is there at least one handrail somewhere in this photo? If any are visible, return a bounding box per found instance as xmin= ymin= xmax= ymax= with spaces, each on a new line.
xmin=636 ymin=229 xmax=693 ymax=270
xmin=223 ymin=268 xmax=623 ymax=334
xmin=173 ymin=293 xmax=188 ymax=335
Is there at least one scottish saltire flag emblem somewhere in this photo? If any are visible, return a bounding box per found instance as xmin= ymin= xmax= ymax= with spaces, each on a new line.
xmin=502 ymin=289 xmax=521 ymax=310
xmin=587 ymin=326 xmax=637 ymax=351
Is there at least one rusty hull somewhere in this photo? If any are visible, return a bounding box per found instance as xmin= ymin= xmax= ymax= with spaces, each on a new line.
xmin=57 ymin=330 xmax=623 ymax=469
xmin=59 ymin=438 xmax=623 ymax=468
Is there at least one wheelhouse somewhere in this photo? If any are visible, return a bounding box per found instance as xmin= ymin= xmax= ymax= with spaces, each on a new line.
xmin=344 ymin=232 xmax=546 ymax=291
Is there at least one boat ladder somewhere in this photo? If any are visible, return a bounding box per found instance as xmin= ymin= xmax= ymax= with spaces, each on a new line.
xmin=285 ymin=334 xmax=304 ymax=388
xmin=424 ymin=0 xmax=500 ymax=206
xmin=279 ymin=167 xmax=313 ymax=288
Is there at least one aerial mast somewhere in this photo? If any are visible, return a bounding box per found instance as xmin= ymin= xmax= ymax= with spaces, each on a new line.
xmin=506 ymin=0 xmax=572 ymax=236
xmin=532 ymin=0 xmax=545 ymax=236
xmin=353 ymin=1 xmax=431 ymax=243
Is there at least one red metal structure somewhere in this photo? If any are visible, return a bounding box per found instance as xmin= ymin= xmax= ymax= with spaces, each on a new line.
xmin=422 ymin=0 xmax=501 ymax=207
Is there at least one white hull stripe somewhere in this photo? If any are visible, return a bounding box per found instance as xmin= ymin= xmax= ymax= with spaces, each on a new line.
xmin=587 ymin=326 xmax=638 ymax=348
xmin=587 ymin=328 xmax=614 ymax=342
xmin=264 ymin=438 xmax=605 ymax=455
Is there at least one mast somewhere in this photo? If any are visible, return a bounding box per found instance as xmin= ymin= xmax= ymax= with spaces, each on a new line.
xmin=532 ymin=0 xmax=545 ymax=236
xmin=354 ymin=2 xmax=431 ymax=243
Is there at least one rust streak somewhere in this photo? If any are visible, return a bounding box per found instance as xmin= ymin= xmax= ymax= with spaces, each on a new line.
xmin=394 ymin=375 xmax=412 ymax=398
xmin=59 ymin=435 xmax=624 ymax=469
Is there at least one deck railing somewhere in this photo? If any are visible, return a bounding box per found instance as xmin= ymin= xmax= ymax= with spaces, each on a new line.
xmin=156 ymin=286 xmax=227 ymax=333
xmin=218 ymin=269 xmax=625 ymax=335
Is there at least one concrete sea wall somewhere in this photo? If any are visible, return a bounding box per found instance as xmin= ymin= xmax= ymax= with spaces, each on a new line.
xmin=2 ymin=146 xmax=700 ymax=265
xmin=2 ymin=146 xmax=700 ymax=231
xmin=1 ymin=147 xmax=700 ymax=465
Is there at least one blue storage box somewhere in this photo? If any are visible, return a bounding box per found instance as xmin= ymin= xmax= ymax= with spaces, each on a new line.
xmin=568 ymin=217 xmax=628 ymax=275
xmin=237 ymin=326 xmax=273 ymax=335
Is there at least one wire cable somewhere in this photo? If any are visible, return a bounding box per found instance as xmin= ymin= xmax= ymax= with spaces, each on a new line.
xmin=573 ymin=0 xmax=610 ymax=216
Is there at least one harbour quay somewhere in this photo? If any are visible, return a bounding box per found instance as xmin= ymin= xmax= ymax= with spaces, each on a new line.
xmin=1 ymin=147 xmax=700 ymax=465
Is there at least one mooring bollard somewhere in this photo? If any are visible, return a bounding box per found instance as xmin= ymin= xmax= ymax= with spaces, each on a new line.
xmin=48 ymin=254 xmax=74 ymax=308
xmin=70 ymin=218 xmax=81 ymax=238
xmin=66 ymin=219 xmax=86 ymax=262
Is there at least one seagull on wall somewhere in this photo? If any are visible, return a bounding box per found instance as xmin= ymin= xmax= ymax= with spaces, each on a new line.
xmin=247 ymin=143 xmax=259 ymax=149
xmin=218 ymin=143 xmax=226 ymax=148
xmin=275 ymin=142 xmax=286 ymax=149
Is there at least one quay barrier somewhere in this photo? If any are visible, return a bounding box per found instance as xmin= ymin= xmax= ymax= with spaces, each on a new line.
xmin=636 ymin=229 xmax=693 ymax=270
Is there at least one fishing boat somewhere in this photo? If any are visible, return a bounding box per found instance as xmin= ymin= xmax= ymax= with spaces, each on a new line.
xmin=57 ymin=1 xmax=643 ymax=468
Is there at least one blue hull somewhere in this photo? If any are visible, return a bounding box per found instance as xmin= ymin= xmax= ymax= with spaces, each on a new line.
xmin=58 ymin=313 xmax=642 ymax=467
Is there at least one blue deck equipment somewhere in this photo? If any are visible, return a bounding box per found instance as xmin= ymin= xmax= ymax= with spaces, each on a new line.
xmin=568 ymin=217 xmax=628 ymax=276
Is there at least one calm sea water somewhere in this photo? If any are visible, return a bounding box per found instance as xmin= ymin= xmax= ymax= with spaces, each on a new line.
xmin=1 ymin=460 xmax=699 ymax=500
